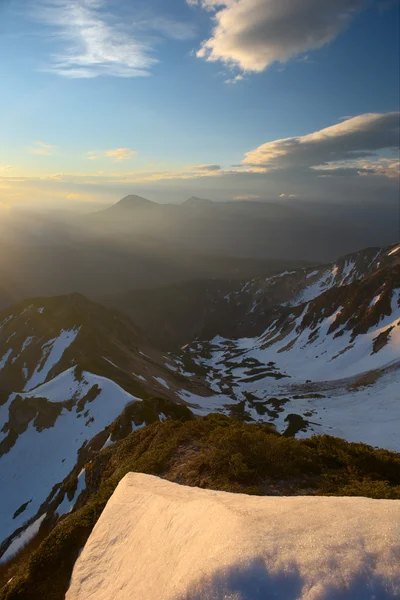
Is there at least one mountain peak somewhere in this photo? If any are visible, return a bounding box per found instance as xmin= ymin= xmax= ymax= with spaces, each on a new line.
xmin=114 ymin=195 xmax=155 ymax=209
xmin=184 ymin=196 xmax=213 ymax=207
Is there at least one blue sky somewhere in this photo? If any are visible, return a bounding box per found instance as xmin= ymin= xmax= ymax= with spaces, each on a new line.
xmin=0 ymin=0 xmax=398 ymax=208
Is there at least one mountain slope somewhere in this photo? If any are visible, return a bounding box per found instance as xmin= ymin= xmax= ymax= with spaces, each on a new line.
xmin=170 ymin=244 xmax=400 ymax=448
xmin=0 ymin=243 xmax=398 ymax=572
xmin=0 ymin=295 xmax=204 ymax=553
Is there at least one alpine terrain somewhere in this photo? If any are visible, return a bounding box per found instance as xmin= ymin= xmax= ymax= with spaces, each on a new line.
xmin=0 ymin=242 xmax=399 ymax=599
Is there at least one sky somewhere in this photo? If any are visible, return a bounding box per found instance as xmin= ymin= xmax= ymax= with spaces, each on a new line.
xmin=0 ymin=0 xmax=399 ymax=210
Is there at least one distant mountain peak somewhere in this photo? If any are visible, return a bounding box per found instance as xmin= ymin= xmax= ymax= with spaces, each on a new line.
xmin=114 ymin=195 xmax=155 ymax=209
xmin=184 ymin=196 xmax=213 ymax=207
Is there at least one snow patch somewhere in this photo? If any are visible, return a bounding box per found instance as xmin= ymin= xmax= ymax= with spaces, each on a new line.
xmin=133 ymin=373 xmax=146 ymax=382
xmin=24 ymin=328 xmax=80 ymax=391
xmin=388 ymin=243 xmax=400 ymax=256
xmin=56 ymin=470 xmax=86 ymax=517
xmin=0 ymin=514 xmax=47 ymax=564
xmin=369 ymin=293 xmax=383 ymax=308
xmin=153 ymin=376 xmax=169 ymax=389
xmin=102 ymin=357 xmax=121 ymax=370
xmin=0 ymin=349 xmax=12 ymax=371
xmin=0 ymin=315 xmax=13 ymax=331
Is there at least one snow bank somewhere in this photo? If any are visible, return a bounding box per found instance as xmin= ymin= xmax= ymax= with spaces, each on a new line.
xmin=67 ymin=474 xmax=400 ymax=600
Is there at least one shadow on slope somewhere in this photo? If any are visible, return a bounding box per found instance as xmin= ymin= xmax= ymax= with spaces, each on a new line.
xmin=184 ymin=557 xmax=399 ymax=600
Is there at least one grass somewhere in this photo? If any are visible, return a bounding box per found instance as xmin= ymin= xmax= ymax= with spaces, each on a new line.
xmin=1 ymin=415 xmax=400 ymax=599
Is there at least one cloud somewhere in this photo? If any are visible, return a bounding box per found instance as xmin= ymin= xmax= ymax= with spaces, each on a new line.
xmin=279 ymin=193 xmax=297 ymax=198
xmin=225 ymin=74 xmax=244 ymax=84
xmin=87 ymin=148 xmax=137 ymax=162
xmin=190 ymin=164 xmax=221 ymax=171
xmin=233 ymin=194 xmax=259 ymax=200
xmin=40 ymin=173 xmax=64 ymax=180
xmin=313 ymin=158 xmax=400 ymax=179
xmin=242 ymin=112 xmax=400 ymax=177
xmin=30 ymin=141 xmax=55 ymax=155
xmin=191 ymin=0 xmax=365 ymax=72
xmin=67 ymin=192 xmax=95 ymax=200
xmin=0 ymin=165 xmax=13 ymax=173
xmin=104 ymin=148 xmax=137 ymax=162
xmin=33 ymin=0 xmax=193 ymax=78
xmin=108 ymin=165 xmax=224 ymax=183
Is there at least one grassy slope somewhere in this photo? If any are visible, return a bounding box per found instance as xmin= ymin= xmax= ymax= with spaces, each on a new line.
xmin=1 ymin=415 xmax=400 ymax=600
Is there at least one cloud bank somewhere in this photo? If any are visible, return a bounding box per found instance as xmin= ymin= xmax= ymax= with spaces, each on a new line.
xmin=191 ymin=0 xmax=366 ymax=72
xmin=242 ymin=112 xmax=400 ymax=176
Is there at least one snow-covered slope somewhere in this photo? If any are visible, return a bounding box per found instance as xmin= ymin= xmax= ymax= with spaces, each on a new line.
xmin=223 ymin=245 xmax=396 ymax=330
xmin=0 ymin=368 xmax=143 ymax=554
xmin=174 ymin=244 xmax=400 ymax=449
xmin=67 ymin=473 xmax=400 ymax=600
xmin=0 ymin=295 xmax=204 ymax=556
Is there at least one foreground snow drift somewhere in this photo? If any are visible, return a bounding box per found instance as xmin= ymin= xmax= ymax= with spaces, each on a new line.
xmin=67 ymin=474 xmax=400 ymax=600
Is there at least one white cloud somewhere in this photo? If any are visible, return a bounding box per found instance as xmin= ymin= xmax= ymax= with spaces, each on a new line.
xmin=242 ymin=112 xmax=400 ymax=177
xmin=104 ymin=148 xmax=137 ymax=162
xmin=87 ymin=148 xmax=137 ymax=162
xmin=225 ymin=74 xmax=244 ymax=84
xmin=192 ymin=0 xmax=365 ymax=72
xmin=30 ymin=141 xmax=55 ymax=155
xmin=34 ymin=0 xmax=194 ymax=78
xmin=279 ymin=193 xmax=297 ymax=198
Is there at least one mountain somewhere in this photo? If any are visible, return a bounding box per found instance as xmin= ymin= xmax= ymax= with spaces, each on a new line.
xmin=100 ymin=194 xmax=157 ymax=212
xmin=0 ymin=242 xmax=399 ymax=586
xmin=172 ymin=243 xmax=399 ymax=447
xmin=84 ymin=194 xmax=399 ymax=263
